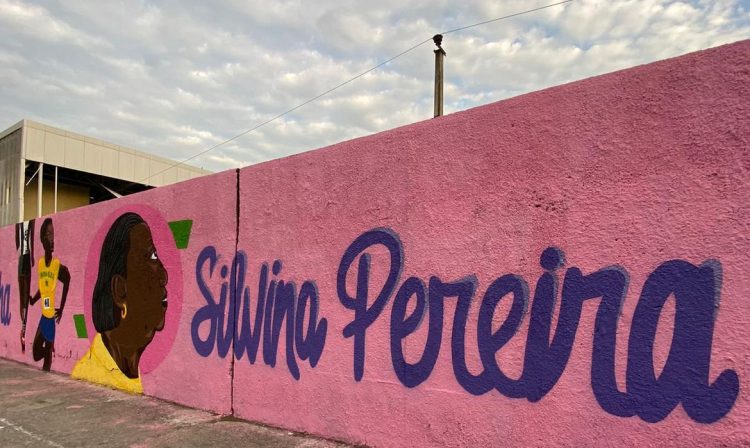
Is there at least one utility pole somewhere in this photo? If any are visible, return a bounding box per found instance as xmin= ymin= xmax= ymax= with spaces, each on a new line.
xmin=433 ymin=34 xmax=446 ymax=118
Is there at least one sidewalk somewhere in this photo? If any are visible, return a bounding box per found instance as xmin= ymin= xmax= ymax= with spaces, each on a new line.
xmin=0 ymin=358 xmax=352 ymax=448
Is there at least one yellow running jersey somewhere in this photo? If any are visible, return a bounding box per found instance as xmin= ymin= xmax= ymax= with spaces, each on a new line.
xmin=38 ymin=257 xmax=60 ymax=319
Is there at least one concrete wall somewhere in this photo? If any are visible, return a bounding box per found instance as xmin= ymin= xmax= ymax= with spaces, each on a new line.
xmin=0 ymin=40 xmax=748 ymax=447
xmin=0 ymin=170 xmax=237 ymax=414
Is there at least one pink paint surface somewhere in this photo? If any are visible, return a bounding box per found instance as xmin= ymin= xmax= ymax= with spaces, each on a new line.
xmin=232 ymin=40 xmax=750 ymax=447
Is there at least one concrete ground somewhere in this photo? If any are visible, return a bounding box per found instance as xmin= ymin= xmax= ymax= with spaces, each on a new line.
xmin=0 ymin=358 xmax=352 ymax=448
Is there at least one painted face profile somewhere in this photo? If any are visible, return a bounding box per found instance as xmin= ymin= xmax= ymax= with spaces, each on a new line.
xmin=41 ymin=221 xmax=54 ymax=253
xmin=119 ymin=222 xmax=168 ymax=349
xmin=91 ymin=212 xmax=168 ymax=379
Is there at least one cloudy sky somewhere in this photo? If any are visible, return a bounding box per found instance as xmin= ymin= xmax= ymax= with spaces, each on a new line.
xmin=0 ymin=0 xmax=748 ymax=175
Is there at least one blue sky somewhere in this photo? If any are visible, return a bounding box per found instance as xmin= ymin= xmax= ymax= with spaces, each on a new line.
xmin=0 ymin=0 xmax=748 ymax=173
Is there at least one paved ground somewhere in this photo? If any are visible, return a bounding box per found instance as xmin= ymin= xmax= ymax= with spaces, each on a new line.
xmin=0 ymin=358 xmax=352 ymax=448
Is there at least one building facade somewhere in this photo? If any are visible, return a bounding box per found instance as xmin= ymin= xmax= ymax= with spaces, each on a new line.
xmin=0 ymin=119 xmax=211 ymax=226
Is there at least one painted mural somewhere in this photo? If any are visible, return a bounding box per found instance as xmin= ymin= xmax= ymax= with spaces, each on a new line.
xmin=15 ymin=219 xmax=34 ymax=350
xmin=0 ymin=40 xmax=748 ymax=447
xmin=0 ymin=270 xmax=10 ymax=326
xmin=29 ymin=218 xmax=71 ymax=371
xmin=71 ymin=212 xmax=169 ymax=393
xmin=0 ymin=175 xmax=228 ymax=410
xmin=193 ymin=231 xmax=737 ymax=424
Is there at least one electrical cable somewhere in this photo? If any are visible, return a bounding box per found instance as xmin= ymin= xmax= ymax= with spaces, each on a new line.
xmin=134 ymin=0 xmax=573 ymax=185
xmin=136 ymin=36 xmax=433 ymax=186
xmin=441 ymin=0 xmax=572 ymax=35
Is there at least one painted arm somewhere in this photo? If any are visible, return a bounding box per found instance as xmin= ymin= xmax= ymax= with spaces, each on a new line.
xmin=56 ymin=265 xmax=71 ymax=324
xmin=30 ymin=290 xmax=40 ymax=306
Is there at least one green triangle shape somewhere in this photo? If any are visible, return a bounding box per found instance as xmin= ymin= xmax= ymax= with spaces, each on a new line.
xmin=168 ymin=220 xmax=193 ymax=250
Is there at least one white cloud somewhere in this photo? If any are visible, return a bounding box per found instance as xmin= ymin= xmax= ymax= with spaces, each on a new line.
xmin=0 ymin=0 xmax=111 ymax=49
xmin=0 ymin=0 xmax=747 ymax=174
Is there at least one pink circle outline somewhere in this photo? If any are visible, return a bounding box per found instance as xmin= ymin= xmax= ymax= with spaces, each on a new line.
xmin=82 ymin=205 xmax=183 ymax=375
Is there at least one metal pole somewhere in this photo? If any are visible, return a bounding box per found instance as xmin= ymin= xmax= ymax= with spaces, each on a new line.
xmin=432 ymin=34 xmax=446 ymax=118
xmin=54 ymin=166 xmax=58 ymax=213
xmin=37 ymin=162 xmax=43 ymax=217
xmin=19 ymin=125 xmax=26 ymax=223
xmin=18 ymin=157 xmax=25 ymax=222
xmin=434 ymin=51 xmax=444 ymax=117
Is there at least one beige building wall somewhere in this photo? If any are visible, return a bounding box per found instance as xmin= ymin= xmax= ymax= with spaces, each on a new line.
xmin=0 ymin=119 xmax=212 ymax=226
xmin=23 ymin=179 xmax=90 ymax=221
xmin=0 ymin=129 xmax=23 ymax=226
xmin=21 ymin=120 xmax=210 ymax=186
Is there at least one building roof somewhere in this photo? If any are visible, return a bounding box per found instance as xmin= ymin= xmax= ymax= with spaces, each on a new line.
xmin=0 ymin=119 xmax=212 ymax=187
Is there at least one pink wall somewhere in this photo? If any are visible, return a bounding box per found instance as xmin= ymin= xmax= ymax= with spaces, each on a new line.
xmin=231 ymin=40 xmax=749 ymax=446
xmin=1 ymin=40 xmax=748 ymax=447
xmin=0 ymin=170 xmax=237 ymax=414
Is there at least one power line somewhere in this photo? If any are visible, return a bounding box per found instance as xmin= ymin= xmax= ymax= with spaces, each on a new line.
xmin=137 ymin=36 xmax=433 ymax=185
xmin=441 ymin=0 xmax=573 ymax=35
xmin=136 ymin=0 xmax=573 ymax=185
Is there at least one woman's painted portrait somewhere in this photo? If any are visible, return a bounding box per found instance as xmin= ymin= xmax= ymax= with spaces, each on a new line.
xmin=72 ymin=212 xmax=169 ymax=393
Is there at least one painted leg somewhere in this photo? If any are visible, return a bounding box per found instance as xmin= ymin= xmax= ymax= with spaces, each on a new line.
xmin=42 ymin=342 xmax=53 ymax=372
xmin=32 ymin=327 xmax=45 ymax=362
xmin=17 ymin=274 xmax=29 ymax=353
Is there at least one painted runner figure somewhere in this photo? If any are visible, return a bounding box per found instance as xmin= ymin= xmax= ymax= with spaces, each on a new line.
xmin=15 ymin=219 xmax=34 ymax=352
xmin=29 ymin=218 xmax=70 ymax=371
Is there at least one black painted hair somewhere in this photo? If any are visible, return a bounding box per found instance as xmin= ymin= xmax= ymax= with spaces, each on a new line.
xmin=91 ymin=212 xmax=145 ymax=333
xmin=40 ymin=218 xmax=53 ymax=240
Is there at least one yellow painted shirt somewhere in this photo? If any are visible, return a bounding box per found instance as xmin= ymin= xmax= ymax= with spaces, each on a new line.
xmin=71 ymin=334 xmax=143 ymax=394
xmin=38 ymin=257 xmax=60 ymax=318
